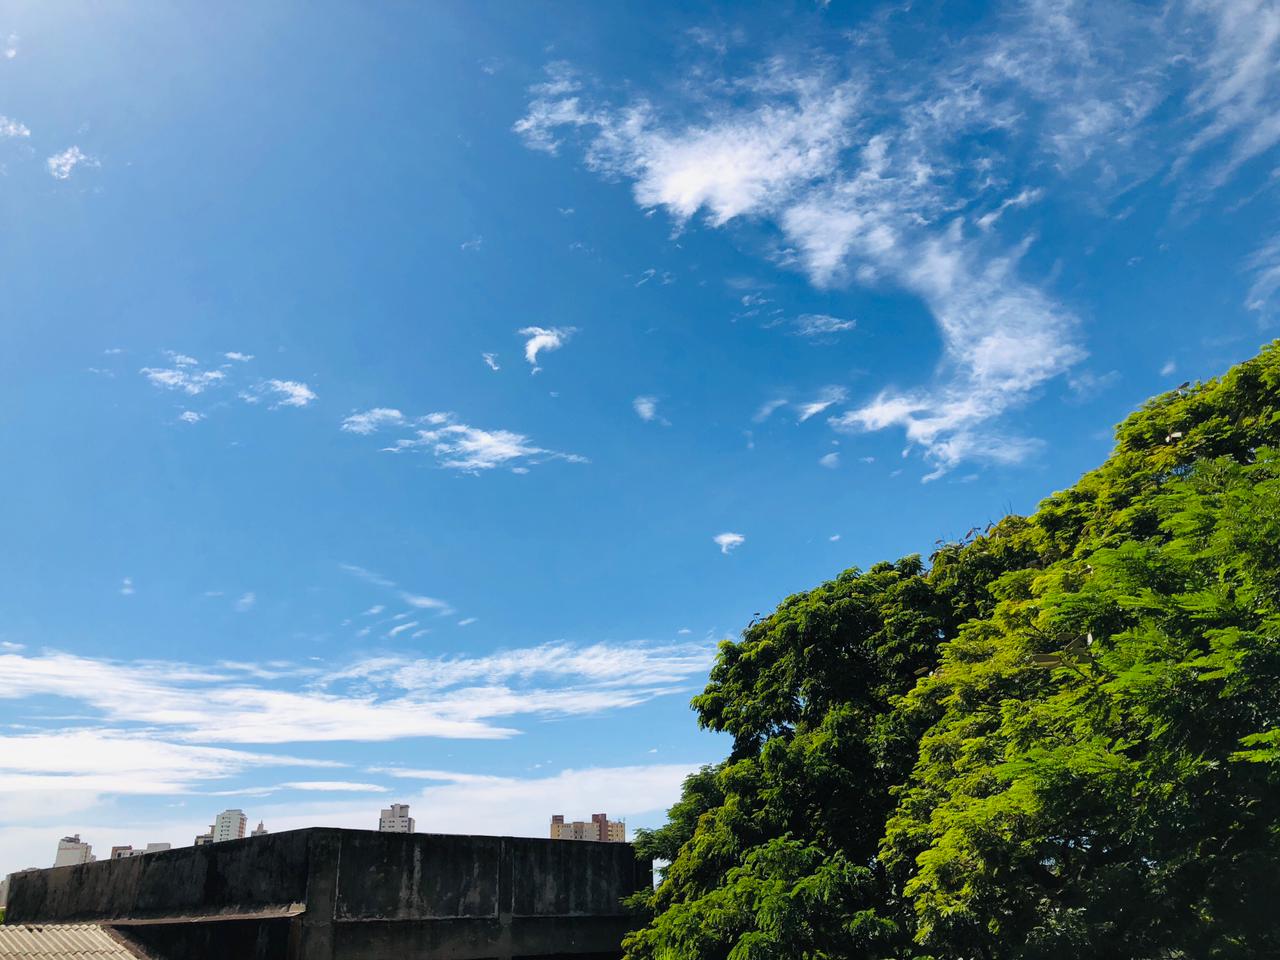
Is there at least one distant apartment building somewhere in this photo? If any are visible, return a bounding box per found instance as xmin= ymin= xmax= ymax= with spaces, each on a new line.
xmin=378 ymin=803 xmax=415 ymax=833
xmin=53 ymin=834 xmax=95 ymax=867
xmin=251 ymin=820 xmax=268 ymax=837
xmin=213 ymin=809 xmax=248 ymax=843
xmin=109 ymin=843 xmax=171 ymax=860
xmin=550 ymin=813 xmax=625 ymax=842
xmin=194 ymin=808 xmax=251 ymax=846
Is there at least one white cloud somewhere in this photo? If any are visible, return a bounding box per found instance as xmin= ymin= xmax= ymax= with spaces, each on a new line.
xmin=461 ymin=235 xmax=483 ymax=252
xmin=633 ymin=395 xmax=663 ymax=422
xmin=518 ymin=326 xmax=576 ymax=371
xmin=753 ymin=397 xmax=789 ymax=422
xmin=793 ymin=314 xmax=856 ymax=337
xmin=224 ymin=351 xmax=254 ymax=362
xmin=0 ymin=639 xmax=715 ymax=746
xmin=387 ymin=621 xmax=419 ymax=638
xmin=178 ymin=411 xmax=203 ymax=424
xmin=0 ymin=730 xmax=329 ymax=803
xmin=713 ymin=532 xmax=745 ymax=554
xmin=1180 ymin=0 xmax=1280 ymax=190
xmin=0 ymin=115 xmax=29 ymax=138
xmin=339 ymin=563 xmax=454 ymax=616
xmin=401 ymin=593 xmax=450 ymax=612
xmin=819 ymin=451 xmax=840 ymax=468
xmin=796 ymin=386 xmax=847 ymax=422
xmin=975 ymin=188 xmax=1044 ymax=231
xmin=341 ymin=408 xmax=405 ymax=434
xmin=227 ymin=763 xmax=700 ymax=853
xmin=375 ymin=411 xmax=586 ymax=474
xmin=234 ymin=592 xmax=256 ymax=613
xmin=141 ymin=365 xmax=225 ymax=395
xmin=829 ymin=534 xmax=841 ymax=541
xmin=278 ymin=781 xmax=388 ymax=793
xmin=1160 ymin=359 xmax=1178 ymax=377
xmin=3 ymin=34 xmax=16 ymax=59
xmin=47 ymin=146 xmax=98 ymax=180
xmin=1245 ymin=233 xmax=1280 ymax=316
xmin=516 ymin=22 xmax=1162 ymax=474
xmin=457 ymin=617 xmax=478 ymax=627
xmin=482 ymin=352 xmax=501 ymax=371
xmin=119 ymin=577 xmax=134 ymax=596
xmin=261 ymin=379 xmax=317 ymax=408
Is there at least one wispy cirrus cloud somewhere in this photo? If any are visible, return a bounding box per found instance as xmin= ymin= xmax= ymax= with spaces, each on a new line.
xmin=345 ymin=408 xmax=585 ymax=474
xmin=1179 ymin=0 xmax=1280 ymax=191
xmin=0 ymin=638 xmax=715 ymax=746
xmin=516 ymin=3 xmax=1280 ymax=476
xmin=793 ymin=313 xmax=856 ymax=337
xmin=136 ymin=351 xmax=315 ymax=419
xmin=0 ymin=730 xmax=334 ymax=803
xmin=1245 ymin=232 xmax=1280 ymax=317
xmin=340 ymin=408 xmax=405 ymax=435
xmin=243 ymin=379 xmax=317 ymax=408
xmin=338 ymin=562 xmax=453 ymax=615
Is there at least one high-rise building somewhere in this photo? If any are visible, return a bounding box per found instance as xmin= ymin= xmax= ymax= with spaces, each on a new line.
xmin=194 ymin=826 xmax=214 ymax=846
xmin=549 ymin=813 xmax=625 ymax=843
xmin=251 ymin=821 xmax=268 ymax=837
xmin=378 ymin=803 xmax=415 ymax=833
xmin=53 ymin=834 xmax=95 ymax=867
xmin=213 ymin=809 xmax=248 ymax=843
xmin=109 ymin=843 xmax=170 ymax=860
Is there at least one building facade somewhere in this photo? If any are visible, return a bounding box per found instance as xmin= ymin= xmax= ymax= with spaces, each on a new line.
xmin=251 ymin=820 xmax=268 ymax=837
xmin=109 ymin=843 xmax=170 ymax=860
xmin=550 ymin=813 xmax=625 ymax=842
xmin=53 ymin=835 xmax=95 ymax=867
xmin=213 ymin=809 xmax=248 ymax=843
xmin=378 ymin=803 xmax=415 ymax=833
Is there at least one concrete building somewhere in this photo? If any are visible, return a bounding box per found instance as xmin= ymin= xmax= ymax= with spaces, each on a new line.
xmin=213 ymin=809 xmax=247 ymax=843
xmin=550 ymin=813 xmax=625 ymax=842
xmin=53 ymin=835 xmax=95 ymax=867
xmin=6 ymin=827 xmax=651 ymax=959
xmin=251 ymin=820 xmax=268 ymax=837
xmin=378 ymin=803 xmax=415 ymax=833
xmin=193 ymin=826 xmax=213 ymax=847
xmin=109 ymin=843 xmax=171 ymax=860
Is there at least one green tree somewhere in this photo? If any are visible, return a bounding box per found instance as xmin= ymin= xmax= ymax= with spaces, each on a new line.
xmin=626 ymin=342 xmax=1280 ymax=960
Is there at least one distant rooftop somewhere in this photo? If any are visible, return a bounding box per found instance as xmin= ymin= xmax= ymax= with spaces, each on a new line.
xmin=0 ymin=923 xmax=142 ymax=958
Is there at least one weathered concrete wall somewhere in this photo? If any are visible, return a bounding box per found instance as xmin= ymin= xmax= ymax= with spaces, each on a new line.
xmin=7 ymin=829 xmax=649 ymax=960
xmin=6 ymin=829 xmax=311 ymax=922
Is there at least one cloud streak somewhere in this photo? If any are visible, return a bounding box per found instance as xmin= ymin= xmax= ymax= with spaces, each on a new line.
xmin=345 ymin=409 xmax=585 ymax=474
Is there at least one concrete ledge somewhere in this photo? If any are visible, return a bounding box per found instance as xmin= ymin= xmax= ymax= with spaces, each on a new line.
xmin=8 ymin=829 xmax=650 ymax=960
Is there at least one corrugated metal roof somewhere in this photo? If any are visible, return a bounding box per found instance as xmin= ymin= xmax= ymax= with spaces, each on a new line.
xmin=0 ymin=924 xmax=142 ymax=958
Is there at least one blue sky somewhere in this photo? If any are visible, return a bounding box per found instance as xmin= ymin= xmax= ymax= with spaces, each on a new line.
xmin=2 ymin=0 xmax=1279 ymax=873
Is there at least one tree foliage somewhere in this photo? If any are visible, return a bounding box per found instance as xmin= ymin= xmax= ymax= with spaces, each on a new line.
xmin=626 ymin=343 xmax=1280 ymax=959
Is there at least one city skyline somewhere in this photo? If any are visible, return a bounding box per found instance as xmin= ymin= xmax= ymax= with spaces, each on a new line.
xmin=3 ymin=0 xmax=1280 ymax=877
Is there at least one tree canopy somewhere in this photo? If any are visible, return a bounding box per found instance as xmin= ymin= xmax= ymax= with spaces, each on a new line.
xmin=625 ymin=342 xmax=1280 ymax=960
